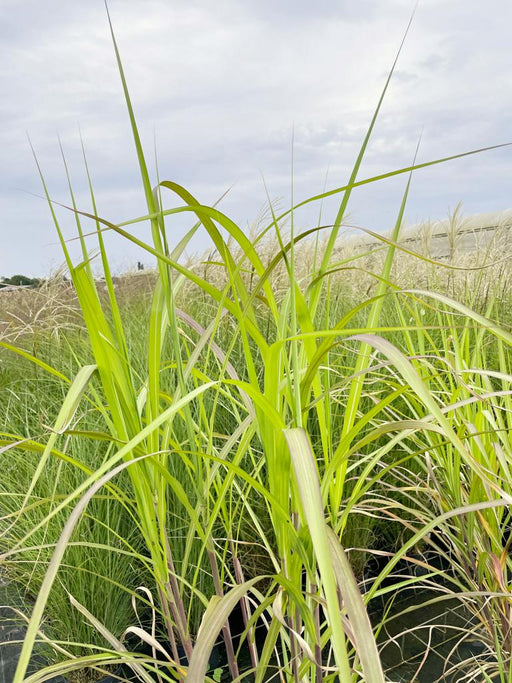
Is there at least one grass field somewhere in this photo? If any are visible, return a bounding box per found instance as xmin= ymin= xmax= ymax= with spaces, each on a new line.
xmin=3 ymin=204 xmax=512 ymax=683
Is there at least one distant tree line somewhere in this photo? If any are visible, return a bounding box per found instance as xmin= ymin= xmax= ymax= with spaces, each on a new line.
xmin=0 ymin=275 xmax=41 ymax=289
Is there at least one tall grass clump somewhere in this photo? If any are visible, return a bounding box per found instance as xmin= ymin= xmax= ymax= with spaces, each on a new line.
xmin=375 ymin=292 xmax=512 ymax=681
xmin=2 ymin=6 xmax=512 ymax=683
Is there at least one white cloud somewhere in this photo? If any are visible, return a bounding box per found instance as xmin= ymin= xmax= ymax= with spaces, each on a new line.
xmin=0 ymin=0 xmax=510 ymax=275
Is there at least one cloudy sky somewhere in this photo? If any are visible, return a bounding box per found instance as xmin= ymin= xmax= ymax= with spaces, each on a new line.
xmin=1 ymin=0 xmax=511 ymax=277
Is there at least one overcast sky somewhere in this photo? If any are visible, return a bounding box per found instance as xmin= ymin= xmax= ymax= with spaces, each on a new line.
xmin=1 ymin=0 xmax=511 ymax=277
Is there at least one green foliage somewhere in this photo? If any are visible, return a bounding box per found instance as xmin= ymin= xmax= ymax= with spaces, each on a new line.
xmin=2 ymin=7 xmax=511 ymax=683
xmin=0 ymin=274 xmax=41 ymax=288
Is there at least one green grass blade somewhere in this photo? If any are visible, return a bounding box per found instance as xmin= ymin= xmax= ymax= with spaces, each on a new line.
xmin=19 ymin=364 xmax=97 ymax=510
xmin=333 ymin=144 xmax=418 ymax=508
xmin=326 ymin=528 xmax=385 ymax=682
xmin=284 ymin=428 xmax=352 ymax=681
xmin=185 ymin=578 xmax=262 ymax=683
xmin=12 ymin=454 xmax=146 ymax=683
